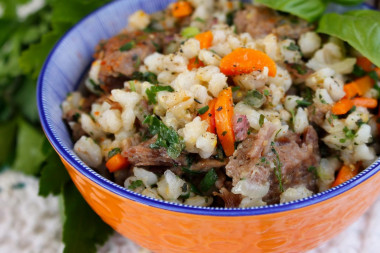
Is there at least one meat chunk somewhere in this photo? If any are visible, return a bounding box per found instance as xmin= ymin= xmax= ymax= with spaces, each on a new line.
xmin=214 ymin=188 xmax=242 ymax=208
xmin=94 ymin=31 xmax=164 ymax=86
xmin=122 ymin=137 xmax=186 ymax=167
xmin=226 ymin=122 xmax=320 ymax=204
xmin=234 ymin=6 xmax=313 ymax=39
xmin=233 ymin=114 xmax=249 ymax=142
xmin=308 ymin=103 xmax=332 ymax=126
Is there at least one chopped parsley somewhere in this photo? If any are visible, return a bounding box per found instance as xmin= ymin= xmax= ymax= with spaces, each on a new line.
xmin=108 ymin=148 xmax=121 ymax=159
xmin=129 ymin=81 xmax=136 ymax=92
xmin=131 ymin=71 xmax=158 ymax=84
xmin=290 ymin=63 xmax=307 ymax=75
xmin=128 ymin=180 xmax=143 ymax=190
xmin=369 ymin=70 xmax=379 ymax=82
xmin=271 ymin=142 xmax=284 ymax=192
xmin=343 ymin=126 xmax=356 ymax=140
xmin=259 ymin=114 xmax=265 ymax=127
xmin=232 ymin=86 xmax=240 ymax=92
xmin=89 ymin=79 xmax=104 ymax=93
xmin=222 ymin=131 xmax=227 ymax=136
xmin=143 ymin=115 xmax=185 ymax=158
xmin=286 ymin=42 xmax=300 ymax=51
xmin=119 ymin=41 xmax=136 ymax=51
xmin=198 ymin=105 xmax=209 ymax=115
xmin=199 ymin=168 xmax=218 ymax=193
xmin=263 ymin=89 xmax=270 ymax=96
xmin=296 ymin=99 xmax=312 ymax=107
xmin=194 ymin=17 xmax=205 ymax=23
xmin=73 ymin=113 xmax=80 ymax=122
xmin=352 ymin=64 xmax=366 ymax=77
xmin=244 ymin=90 xmax=266 ymax=108
xmin=307 ymin=166 xmax=318 ymax=177
xmin=145 ymin=85 xmax=174 ymax=104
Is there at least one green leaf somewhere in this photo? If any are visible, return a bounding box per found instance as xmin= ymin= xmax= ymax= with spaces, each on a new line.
xmin=145 ymin=85 xmax=174 ymax=104
xmin=119 ymin=41 xmax=135 ymax=51
xmin=244 ymin=90 xmax=266 ymax=109
xmin=14 ymin=78 xmax=39 ymax=123
xmin=0 ymin=119 xmax=17 ymax=165
xmin=13 ymin=119 xmax=46 ymax=175
xmin=198 ymin=105 xmax=209 ymax=115
xmin=39 ymin=149 xmax=70 ymax=197
xmin=107 ymin=148 xmax=121 ymax=158
xmin=317 ymin=10 xmax=380 ymax=68
xmin=181 ymin=27 xmax=200 ymax=38
xmin=254 ymin=0 xmax=327 ymax=22
xmin=199 ymin=168 xmax=218 ymax=193
xmin=62 ymin=183 xmax=113 ymax=253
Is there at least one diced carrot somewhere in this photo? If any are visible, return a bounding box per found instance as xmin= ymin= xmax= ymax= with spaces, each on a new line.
xmin=331 ymin=98 xmax=354 ymax=115
xmin=352 ymin=97 xmax=378 ymax=109
xmin=199 ymin=98 xmax=217 ymax=134
xmin=194 ymin=31 xmax=213 ymax=49
xmin=343 ymin=83 xmax=359 ymax=99
xmin=356 ymin=56 xmax=373 ymax=72
xmin=106 ymin=154 xmax=129 ymax=173
xmin=171 ymin=1 xmax=193 ymax=18
xmin=214 ymin=87 xmax=235 ymax=156
xmin=353 ymin=76 xmax=375 ymax=96
xmin=331 ymin=164 xmax=359 ymax=188
xmin=219 ymin=48 xmax=277 ymax=77
xmin=187 ymin=57 xmax=205 ymax=70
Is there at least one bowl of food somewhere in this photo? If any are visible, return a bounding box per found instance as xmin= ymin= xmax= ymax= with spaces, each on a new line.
xmin=37 ymin=0 xmax=380 ymax=252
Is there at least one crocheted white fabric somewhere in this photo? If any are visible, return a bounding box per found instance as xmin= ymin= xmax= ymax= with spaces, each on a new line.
xmin=1 ymin=170 xmax=379 ymax=253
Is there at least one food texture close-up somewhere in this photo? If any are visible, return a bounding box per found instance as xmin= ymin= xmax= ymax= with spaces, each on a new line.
xmin=1 ymin=0 xmax=380 ymax=252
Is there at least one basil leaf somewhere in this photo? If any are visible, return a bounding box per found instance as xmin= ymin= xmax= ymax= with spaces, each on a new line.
xmin=145 ymin=85 xmax=174 ymax=104
xmin=317 ymin=10 xmax=380 ymax=68
xmin=199 ymin=168 xmax=218 ymax=193
xmin=254 ymin=0 xmax=327 ymax=22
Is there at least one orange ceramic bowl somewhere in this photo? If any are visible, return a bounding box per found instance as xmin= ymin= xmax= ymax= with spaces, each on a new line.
xmin=37 ymin=1 xmax=380 ymax=252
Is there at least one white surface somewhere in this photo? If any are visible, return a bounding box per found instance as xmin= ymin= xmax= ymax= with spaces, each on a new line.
xmin=1 ymin=170 xmax=380 ymax=253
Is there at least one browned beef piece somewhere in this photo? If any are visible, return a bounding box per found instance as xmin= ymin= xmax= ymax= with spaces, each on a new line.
xmin=226 ymin=122 xmax=320 ymax=204
xmin=94 ymin=31 xmax=161 ymax=85
xmin=189 ymin=159 xmax=227 ymax=172
xmin=286 ymin=63 xmax=314 ymax=84
xmin=234 ymin=6 xmax=313 ymax=39
xmin=122 ymin=137 xmax=187 ymax=167
xmin=233 ymin=114 xmax=249 ymax=142
xmin=214 ymin=188 xmax=242 ymax=208
xmin=308 ymin=104 xmax=332 ymax=126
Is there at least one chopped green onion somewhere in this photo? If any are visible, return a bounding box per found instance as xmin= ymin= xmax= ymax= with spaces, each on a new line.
xmin=198 ymin=105 xmax=209 ymax=115
xmin=296 ymin=99 xmax=312 ymax=107
xmin=181 ymin=27 xmax=200 ymax=38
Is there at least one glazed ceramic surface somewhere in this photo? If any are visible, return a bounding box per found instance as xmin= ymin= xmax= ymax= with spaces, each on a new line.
xmin=37 ymin=0 xmax=380 ymax=252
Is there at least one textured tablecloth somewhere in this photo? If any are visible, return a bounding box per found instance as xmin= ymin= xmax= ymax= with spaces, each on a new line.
xmin=1 ymin=170 xmax=380 ymax=253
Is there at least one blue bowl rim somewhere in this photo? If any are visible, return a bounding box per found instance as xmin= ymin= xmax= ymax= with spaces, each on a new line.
xmin=37 ymin=1 xmax=380 ymax=217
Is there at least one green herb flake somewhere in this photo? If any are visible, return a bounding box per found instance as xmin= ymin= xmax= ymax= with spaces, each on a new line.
xmin=296 ymin=99 xmax=312 ymax=107
xmin=131 ymin=71 xmax=158 ymax=84
xmin=286 ymin=42 xmax=300 ymax=51
xmin=222 ymin=131 xmax=227 ymax=136
xmin=128 ymin=180 xmax=143 ymax=190
xmin=343 ymin=126 xmax=356 ymax=140
xmin=263 ymin=89 xmax=270 ymax=96
xmin=369 ymin=70 xmax=379 ymax=82
xmin=145 ymin=85 xmax=174 ymax=104
xmin=199 ymin=168 xmax=218 ymax=193
xmin=194 ymin=17 xmax=205 ymax=23
xmin=244 ymin=90 xmax=266 ymax=108
xmin=307 ymin=166 xmax=318 ymax=177
xmin=198 ymin=105 xmax=209 ymax=115
xmin=271 ymin=142 xmax=284 ymax=192
xmin=259 ymin=114 xmax=265 ymax=127
xmin=291 ymin=63 xmax=307 ymax=75
xmin=119 ymin=41 xmax=136 ymax=51
xmin=181 ymin=27 xmax=200 ymax=38
xmin=339 ymin=138 xmax=346 ymax=143
xmin=232 ymin=86 xmax=240 ymax=92
xmin=108 ymin=148 xmax=121 ymax=159
xmin=143 ymin=115 xmax=185 ymax=158
xmin=129 ymin=81 xmax=136 ymax=92
xmin=352 ymin=64 xmax=366 ymax=77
